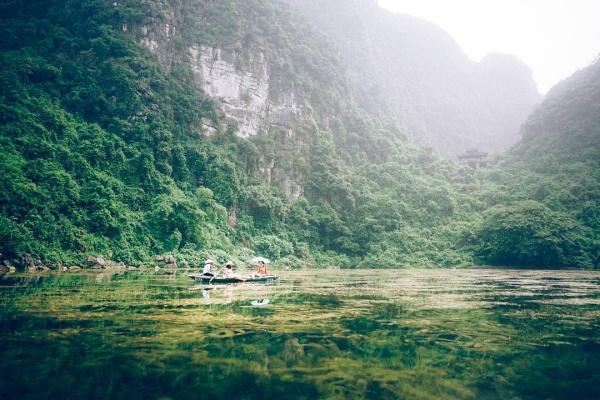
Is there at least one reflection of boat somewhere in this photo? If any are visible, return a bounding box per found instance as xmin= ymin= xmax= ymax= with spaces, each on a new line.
xmin=187 ymin=273 xmax=279 ymax=284
xmin=250 ymin=298 xmax=270 ymax=307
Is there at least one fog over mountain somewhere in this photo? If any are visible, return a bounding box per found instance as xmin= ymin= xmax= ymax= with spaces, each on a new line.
xmin=485 ymin=58 xmax=600 ymax=268
xmin=507 ymin=57 xmax=600 ymax=185
xmin=289 ymin=0 xmax=542 ymax=155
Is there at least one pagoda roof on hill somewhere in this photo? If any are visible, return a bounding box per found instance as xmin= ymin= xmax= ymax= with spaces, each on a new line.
xmin=458 ymin=149 xmax=488 ymax=159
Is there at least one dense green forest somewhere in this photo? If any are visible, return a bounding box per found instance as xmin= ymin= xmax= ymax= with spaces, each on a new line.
xmin=0 ymin=0 xmax=597 ymax=269
xmin=474 ymin=59 xmax=600 ymax=268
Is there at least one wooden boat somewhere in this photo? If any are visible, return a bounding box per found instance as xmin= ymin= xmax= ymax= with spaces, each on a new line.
xmin=187 ymin=273 xmax=279 ymax=284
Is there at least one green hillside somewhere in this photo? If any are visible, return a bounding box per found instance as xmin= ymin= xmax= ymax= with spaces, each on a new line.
xmin=0 ymin=0 xmax=477 ymax=269
xmin=0 ymin=0 xmax=597 ymax=269
xmin=472 ymin=60 xmax=600 ymax=268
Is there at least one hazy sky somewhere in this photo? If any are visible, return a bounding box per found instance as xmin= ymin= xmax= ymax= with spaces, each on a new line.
xmin=377 ymin=0 xmax=600 ymax=94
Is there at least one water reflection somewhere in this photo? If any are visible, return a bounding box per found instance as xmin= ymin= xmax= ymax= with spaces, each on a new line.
xmin=250 ymin=298 xmax=270 ymax=307
xmin=191 ymin=282 xmax=273 ymax=307
xmin=202 ymin=288 xmax=211 ymax=302
xmin=249 ymin=284 xmax=271 ymax=307
xmin=0 ymin=269 xmax=599 ymax=400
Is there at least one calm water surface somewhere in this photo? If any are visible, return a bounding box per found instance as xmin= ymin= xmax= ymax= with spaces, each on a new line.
xmin=1 ymin=269 xmax=599 ymax=399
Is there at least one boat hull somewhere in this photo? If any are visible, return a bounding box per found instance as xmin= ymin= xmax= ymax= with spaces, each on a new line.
xmin=187 ymin=274 xmax=279 ymax=284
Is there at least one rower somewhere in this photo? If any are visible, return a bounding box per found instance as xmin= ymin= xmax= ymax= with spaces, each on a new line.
xmin=203 ymin=259 xmax=215 ymax=276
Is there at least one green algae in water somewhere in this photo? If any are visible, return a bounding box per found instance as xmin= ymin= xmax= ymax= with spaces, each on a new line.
xmin=1 ymin=269 xmax=600 ymax=399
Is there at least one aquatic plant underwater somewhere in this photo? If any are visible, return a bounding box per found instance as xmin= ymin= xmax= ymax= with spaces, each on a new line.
xmin=1 ymin=269 xmax=599 ymax=399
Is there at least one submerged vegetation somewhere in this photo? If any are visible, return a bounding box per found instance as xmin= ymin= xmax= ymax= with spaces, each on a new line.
xmin=0 ymin=0 xmax=597 ymax=269
xmin=1 ymin=269 xmax=599 ymax=399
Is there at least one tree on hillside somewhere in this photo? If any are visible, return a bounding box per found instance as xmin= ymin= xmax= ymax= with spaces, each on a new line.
xmin=475 ymin=200 xmax=594 ymax=268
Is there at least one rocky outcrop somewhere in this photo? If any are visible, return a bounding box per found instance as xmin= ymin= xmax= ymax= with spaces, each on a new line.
xmin=86 ymin=255 xmax=108 ymax=269
xmin=154 ymin=254 xmax=177 ymax=269
xmin=138 ymin=19 xmax=306 ymax=198
xmin=1 ymin=258 xmax=16 ymax=274
xmin=135 ymin=10 xmax=307 ymax=199
xmin=139 ymin=25 xmax=303 ymax=139
xmin=187 ymin=45 xmax=304 ymax=138
xmin=86 ymin=255 xmax=127 ymax=270
xmin=188 ymin=45 xmax=269 ymax=137
xmin=10 ymin=254 xmax=50 ymax=272
xmin=139 ymin=16 xmax=178 ymax=72
xmin=279 ymin=174 xmax=304 ymax=201
xmin=0 ymin=262 xmax=16 ymax=275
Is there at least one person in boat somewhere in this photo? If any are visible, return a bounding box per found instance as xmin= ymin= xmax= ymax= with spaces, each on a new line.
xmin=256 ymin=260 xmax=268 ymax=275
xmin=223 ymin=262 xmax=246 ymax=281
xmin=202 ymin=259 xmax=215 ymax=276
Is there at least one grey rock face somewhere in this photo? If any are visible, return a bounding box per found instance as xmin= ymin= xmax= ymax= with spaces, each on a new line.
xmin=139 ymin=26 xmax=303 ymax=139
xmin=188 ymin=45 xmax=270 ymax=138
xmin=136 ymin=8 xmax=307 ymax=200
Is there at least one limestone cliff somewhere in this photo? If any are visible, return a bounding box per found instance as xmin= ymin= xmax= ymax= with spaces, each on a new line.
xmin=130 ymin=1 xmax=343 ymax=201
xmin=138 ymin=18 xmax=303 ymax=139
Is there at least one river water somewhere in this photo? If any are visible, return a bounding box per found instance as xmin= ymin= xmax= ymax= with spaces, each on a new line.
xmin=1 ymin=269 xmax=599 ymax=399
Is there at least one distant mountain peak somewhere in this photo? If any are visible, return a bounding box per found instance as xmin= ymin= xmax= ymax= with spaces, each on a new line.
xmin=289 ymin=0 xmax=542 ymax=155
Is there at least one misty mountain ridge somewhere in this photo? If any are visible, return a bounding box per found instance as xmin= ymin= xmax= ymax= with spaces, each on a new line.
xmin=289 ymin=0 xmax=542 ymax=155
xmin=508 ymin=57 xmax=600 ymax=169
xmin=487 ymin=57 xmax=600 ymax=267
